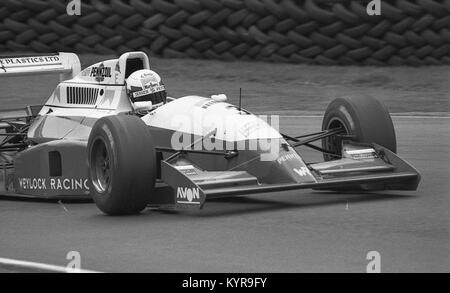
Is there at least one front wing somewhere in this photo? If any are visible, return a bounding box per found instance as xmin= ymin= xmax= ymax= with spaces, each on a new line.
xmin=156 ymin=144 xmax=420 ymax=209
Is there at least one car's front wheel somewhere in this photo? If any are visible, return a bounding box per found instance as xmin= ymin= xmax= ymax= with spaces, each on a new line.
xmin=88 ymin=115 xmax=156 ymax=215
xmin=320 ymin=96 xmax=397 ymax=191
xmin=322 ymin=95 xmax=397 ymax=161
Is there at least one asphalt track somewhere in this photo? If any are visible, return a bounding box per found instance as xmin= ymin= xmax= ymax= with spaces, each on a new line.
xmin=0 ymin=57 xmax=448 ymax=272
xmin=0 ymin=116 xmax=449 ymax=273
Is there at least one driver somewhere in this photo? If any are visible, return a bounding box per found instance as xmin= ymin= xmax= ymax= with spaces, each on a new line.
xmin=126 ymin=69 xmax=167 ymax=114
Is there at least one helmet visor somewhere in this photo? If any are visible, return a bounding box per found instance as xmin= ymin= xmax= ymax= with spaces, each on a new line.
xmin=130 ymin=85 xmax=167 ymax=105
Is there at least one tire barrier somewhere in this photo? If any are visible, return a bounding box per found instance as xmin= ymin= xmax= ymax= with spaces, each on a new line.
xmin=0 ymin=0 xmax=449 ymax=65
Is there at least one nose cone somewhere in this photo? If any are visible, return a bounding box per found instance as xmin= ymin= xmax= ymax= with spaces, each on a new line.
xmin=240 ymin=141 xmax=317 ymax=185
xmin=258 ymin=144 xmax=317 ymax=184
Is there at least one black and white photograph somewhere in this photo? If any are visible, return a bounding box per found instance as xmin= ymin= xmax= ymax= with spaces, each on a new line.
xmin=0 ymin=0 xmax=449 ymax=278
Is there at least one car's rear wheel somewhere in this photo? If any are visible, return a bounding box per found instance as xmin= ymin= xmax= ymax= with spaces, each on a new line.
xmin=88 ymin=115 xmax=156 ymax=215
xmin=322 ymin=95 xmax=397 ymax=161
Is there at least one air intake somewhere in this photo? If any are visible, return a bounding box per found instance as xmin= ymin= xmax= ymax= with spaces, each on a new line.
xmin=66 ymin=87 xmax=99 ymax=105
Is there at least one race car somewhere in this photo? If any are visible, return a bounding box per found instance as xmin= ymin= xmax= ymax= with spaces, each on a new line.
xmin=0 ymin=52 xmax=420 ymax=215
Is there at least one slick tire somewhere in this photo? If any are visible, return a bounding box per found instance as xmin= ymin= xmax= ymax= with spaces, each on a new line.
xmin=319 ymin=96 xmax=396 ymax=191
xmin=322 ymin=95 xmax=397 ymax=162
xmin=88 ymin=115 xmax=156 ymax=216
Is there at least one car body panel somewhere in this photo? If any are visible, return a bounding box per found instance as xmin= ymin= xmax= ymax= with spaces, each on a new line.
xmin=0 ymin=52 xmax=421 ymax=208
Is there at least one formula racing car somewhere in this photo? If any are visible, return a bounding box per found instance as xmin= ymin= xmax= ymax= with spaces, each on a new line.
xmin=0 ymin=52 xmax=420 ymax=215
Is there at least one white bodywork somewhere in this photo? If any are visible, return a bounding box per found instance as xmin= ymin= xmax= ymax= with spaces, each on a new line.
xmin=3 ymin=52 xmax=280 ymax=143
xmin=143 ymin=96 xmax=281 ymax=141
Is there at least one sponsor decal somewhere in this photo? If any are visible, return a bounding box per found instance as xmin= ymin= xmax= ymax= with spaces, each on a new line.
xmin=0 ymin=59 xmax=6 ymax=72
xmin=294 ymin=167 xmax=311 ymax=177
xmin=18 ymin=178 xmax=89 ymax=191
xmin=345 ymin=148 xmax=378 ymax=160
xmin=176 ymin=187 xmax=200 ymax=204
xmin=0 ymin=56 xmax=61 ymax=73
xmin=175 ymin=165 xmax=198 ymax=176
xmin=18 ymin=178 xmax=47 ymax=190
xmin=277 ymin=152 xmax=299 ymax=165
xmin=0 ymin=56 xmax=61 ymax=67
xmin=200 ymin=100 xmax=219 ymax=109
xmin=350 ymin=153 xmax=377 ymax=160
xmin=90 ymin=63 xmax=111 ymax=82
xmin=133 ymin=85 xmax=166 ymax=98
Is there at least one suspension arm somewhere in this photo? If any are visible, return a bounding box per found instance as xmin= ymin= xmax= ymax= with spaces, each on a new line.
xmin=282 ymin=128 xmax=345 ymax=147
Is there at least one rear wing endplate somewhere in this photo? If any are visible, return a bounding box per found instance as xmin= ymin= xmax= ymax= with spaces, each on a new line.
xmin=0 ymin=53 xmax=81 ymax=81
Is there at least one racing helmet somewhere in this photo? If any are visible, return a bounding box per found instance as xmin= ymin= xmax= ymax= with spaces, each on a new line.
xmin=126 ymin=69 xmax=167 ymax=114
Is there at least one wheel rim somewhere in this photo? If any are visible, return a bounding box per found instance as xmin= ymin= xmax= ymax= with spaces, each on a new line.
xmin=91 ymin=138 xmax=112 ymax=194
xmin=324 ymin=118 xmax=349 ymax=160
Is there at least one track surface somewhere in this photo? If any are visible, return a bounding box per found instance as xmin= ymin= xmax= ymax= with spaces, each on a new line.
xmin=0 ymin=58 xmax=449 ymax=272
xmin=0 ymin=116 xmax=449 ymax=273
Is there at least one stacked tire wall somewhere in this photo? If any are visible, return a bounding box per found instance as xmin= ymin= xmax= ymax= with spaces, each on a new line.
xmin=0 ymin=0 xmax=449 ymax=65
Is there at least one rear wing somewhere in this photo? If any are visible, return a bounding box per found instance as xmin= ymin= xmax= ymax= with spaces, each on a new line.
xmin=0 ymin=53 xmax=81 ymax=81
xmin=0 ymin=105 xmax=43 ymax=121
